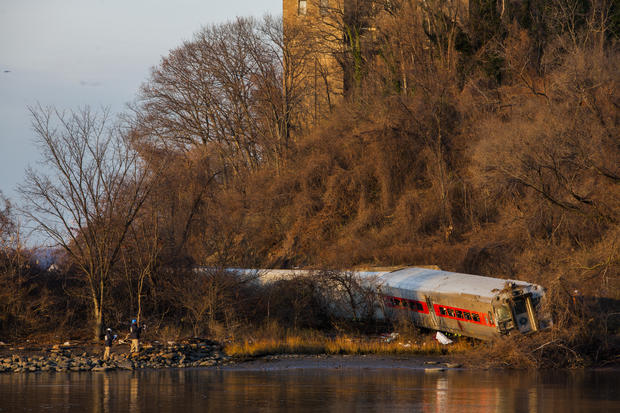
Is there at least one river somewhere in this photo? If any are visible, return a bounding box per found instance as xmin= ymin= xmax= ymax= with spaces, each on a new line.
xmin=0 ymin=364 xmax=617 ymax=412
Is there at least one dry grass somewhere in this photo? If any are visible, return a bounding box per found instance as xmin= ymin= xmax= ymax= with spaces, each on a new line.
xmin=224 ymin=328 xmax=473 ymax=358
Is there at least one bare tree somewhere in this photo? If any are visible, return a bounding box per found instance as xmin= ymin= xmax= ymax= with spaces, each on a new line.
xmin=119 ymin=210 xmax=161 ymax=325
xmin=125 ymin=17 xmax=313 ymax=267
xmin=170 ymin=268 xmax=257 ymax=337
xmin=315 ymin=270 xmax=379 ymax=322
xmin=20 ymin=105 xmax=155 ymax=340
xmin=130 ymin=17 xmax=300 ymax=177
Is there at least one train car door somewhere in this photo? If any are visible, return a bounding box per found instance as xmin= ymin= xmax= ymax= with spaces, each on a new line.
xmin=425 ymin=296 xmax=442 ymax=330
xmin=512 ymin=296 xmax=533 ymax=333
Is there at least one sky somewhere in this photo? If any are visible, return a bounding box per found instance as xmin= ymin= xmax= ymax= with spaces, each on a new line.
xmin=0 ymin=0 xmax=281 ymax=204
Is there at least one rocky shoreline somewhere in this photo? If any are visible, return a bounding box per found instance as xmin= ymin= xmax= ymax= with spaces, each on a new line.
xmin=0 ymin=340 xmax=231 ymax=373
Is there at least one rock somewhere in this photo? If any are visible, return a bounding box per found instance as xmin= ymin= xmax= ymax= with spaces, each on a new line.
xmin=92 ymin=366 xmax=110 ymax=372
xmin=117 ymin=361 xmax=134 ymax=370
xmin=424 ymin=367 xmax=445 ymax=373
xmin=445 ymin=363 xmax=461 ymax=368
xmin=200 ymin=360 xmax=216 ymax=367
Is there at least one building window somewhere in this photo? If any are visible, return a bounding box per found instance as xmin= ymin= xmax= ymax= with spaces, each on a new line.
xmin=320 ymin=0 xmax=329 ymax=15
xmin=298 ymin=0 xmax=307 ymax=15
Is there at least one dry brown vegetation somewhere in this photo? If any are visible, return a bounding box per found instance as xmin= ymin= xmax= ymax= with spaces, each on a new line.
xmin=0 ymin=0 xmax=618 ymax=367
xmin=224 ymin=324 xmax=472 ymax=358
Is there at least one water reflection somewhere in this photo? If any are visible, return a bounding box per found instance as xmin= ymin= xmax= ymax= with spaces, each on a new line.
xmin=0 ymin=368 xmax=617 ymax=412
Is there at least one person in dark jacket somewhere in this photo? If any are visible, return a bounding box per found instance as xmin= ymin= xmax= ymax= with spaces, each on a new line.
xmin=129 ymin=319 xmax=143 ymax=354
xmin=103 ymin=328 xmax=116 ymax=360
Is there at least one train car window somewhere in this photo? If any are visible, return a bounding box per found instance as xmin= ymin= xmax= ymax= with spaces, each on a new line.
xmin=472 ymin=313 xmax=480 ymax=322
xmin=455 ymin=310 xmax=463 ymax=319
xmin=495 ymin=305 xmax=512 ymax=322
xmin=487 ymin=311 xmax=494 ymax=325
xmin=464 ymin=312 xmax=471 ymax=320
xmin=514 ymin=298 xmax=527 ymax=315
xmin=439 ymin=307 xmax=446 ymax=316
xmin=447 ymin=308 xmax=455 ymax=317
xmin=416 ymin=302 xmax=424 ymax=312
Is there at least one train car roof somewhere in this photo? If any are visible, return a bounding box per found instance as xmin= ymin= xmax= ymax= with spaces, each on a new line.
xmin=205 ymin=267 xmax=538 ymax=300
xmin=358 ymin=267 xmax=532 ymax=300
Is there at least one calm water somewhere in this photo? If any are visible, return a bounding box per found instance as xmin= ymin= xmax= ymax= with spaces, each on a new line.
xmin=0 ymin=367 xmax=617 ymax=412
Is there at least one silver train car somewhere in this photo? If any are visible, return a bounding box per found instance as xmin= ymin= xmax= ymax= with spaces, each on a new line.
xmin=226 ymin=267 xmax=553 ymax=341
xmin=356 ymin=267 xmax=552 ymax=340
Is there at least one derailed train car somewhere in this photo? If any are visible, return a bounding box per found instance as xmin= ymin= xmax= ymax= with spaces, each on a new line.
xmin=226 ymin=267 xmax=553 ymax=341
xmin=355 ymin=267 xmax=553 ymax=340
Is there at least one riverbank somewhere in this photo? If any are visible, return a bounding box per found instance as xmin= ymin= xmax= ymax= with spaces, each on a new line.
xmin=0 ymin=340 xmax=230 ymax=373
xmin=0 ymin=337 xmax=462 ymax=374
xmin=3 ymin=335 xmax=614 ymax=374
xmin=221 ymin=353 xmax=461 ymax=371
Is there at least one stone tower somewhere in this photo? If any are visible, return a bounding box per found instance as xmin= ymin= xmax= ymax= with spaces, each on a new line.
xmin=283 ymin=0 xmax=347 ymax=123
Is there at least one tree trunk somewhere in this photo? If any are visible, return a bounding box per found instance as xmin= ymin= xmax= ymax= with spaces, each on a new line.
xmin=93 ymin=305 xmax=103 ymax=341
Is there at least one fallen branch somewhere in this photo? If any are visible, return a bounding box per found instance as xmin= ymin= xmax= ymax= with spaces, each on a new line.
xmin=531 ymin=340 xmax=559 ymax=352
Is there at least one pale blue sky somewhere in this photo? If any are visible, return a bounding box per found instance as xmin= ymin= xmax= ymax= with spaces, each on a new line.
xmin=0 ymin=0 xmax=281 ymax=203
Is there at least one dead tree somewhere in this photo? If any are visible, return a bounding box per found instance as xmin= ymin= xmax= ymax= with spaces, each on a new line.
xmin=20 ymin=105 xmax=155 ymax=340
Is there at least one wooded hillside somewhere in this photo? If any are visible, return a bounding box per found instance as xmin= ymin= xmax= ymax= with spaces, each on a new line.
xmin=1 ymin=0 xmax=617 ymax=366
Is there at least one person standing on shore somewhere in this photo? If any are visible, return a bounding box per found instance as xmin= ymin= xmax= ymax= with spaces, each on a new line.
xmin=129 ymin=319 xmax=143 ymax=354
xmin=103 ymin=328 xmax=116 ymax=360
